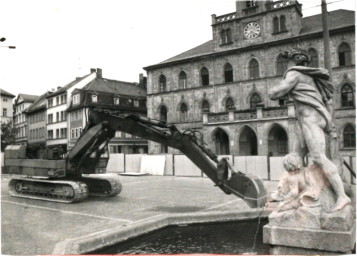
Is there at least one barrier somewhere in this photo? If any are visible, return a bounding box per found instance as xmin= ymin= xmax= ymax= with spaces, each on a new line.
xmin=107 ymin=154 xmax=124 ymax=173
xmin=173 ymin=155 xmax=202 ymax=177
xmin=269 ymin=157 xmax=285 ymax=181
xmin=125 ymin=154 xmax=143 ymax=173
xmin=234 ymin=156 xmax=268 ymax=180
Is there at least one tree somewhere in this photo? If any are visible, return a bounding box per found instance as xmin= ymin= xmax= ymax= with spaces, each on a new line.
xmin=1 ymin=122 xmax=18 ymax=151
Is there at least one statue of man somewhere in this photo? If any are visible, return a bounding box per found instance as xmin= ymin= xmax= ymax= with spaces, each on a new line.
xmin=268 ymin=49 xmax=351 ymax=212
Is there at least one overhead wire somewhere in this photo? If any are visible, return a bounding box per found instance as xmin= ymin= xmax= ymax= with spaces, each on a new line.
xmin=302 ymin=0 xmax=348 ymax=11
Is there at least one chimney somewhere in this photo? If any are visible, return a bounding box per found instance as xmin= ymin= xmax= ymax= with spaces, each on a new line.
xmin=90 ymin=68 xmax=96 ymax=73
xmin=97 ymin=68 xmax=102 ymax=78
xmin=139 ymin=73 xmax=147 ymax=88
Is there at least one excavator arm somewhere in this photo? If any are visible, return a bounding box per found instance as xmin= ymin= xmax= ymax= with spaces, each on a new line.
xmin=67 ymin=108 xmax=266 ymax=208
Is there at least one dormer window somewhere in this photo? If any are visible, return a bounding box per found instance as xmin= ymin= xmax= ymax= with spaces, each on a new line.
xmin=91 ymin=94 xmax=97 ymax=103
xmin=114 ymin=98 xmax=120 ymax=105
xmin=73 ymin=94 xmax=80 ymax=105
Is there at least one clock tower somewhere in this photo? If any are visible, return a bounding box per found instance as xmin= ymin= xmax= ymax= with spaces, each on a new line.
xmin=211 ymin=0 xmax=303 ymax=51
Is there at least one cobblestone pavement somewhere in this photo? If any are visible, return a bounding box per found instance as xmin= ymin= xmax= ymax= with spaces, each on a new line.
xmin=1 ymin=174 xmax=278 ymax=255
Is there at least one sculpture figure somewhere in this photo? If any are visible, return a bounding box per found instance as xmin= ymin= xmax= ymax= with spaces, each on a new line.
xmin=268 ymin=49 xmax=351 ymax=212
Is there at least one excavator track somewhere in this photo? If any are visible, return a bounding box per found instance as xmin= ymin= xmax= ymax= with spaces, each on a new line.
xmin=8 ymin=178 xmax=89 ymax=203
xmin=78 ymin=176 xmax=122 ymax=197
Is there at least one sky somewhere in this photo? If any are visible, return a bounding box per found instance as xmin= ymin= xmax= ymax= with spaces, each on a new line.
xmin=0 ymin=0 xmax=355 ymax=97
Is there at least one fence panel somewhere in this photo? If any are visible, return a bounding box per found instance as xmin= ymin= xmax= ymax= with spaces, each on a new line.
xmin=1 ymin=152 xmax=4 ymax=167
xmin=125 ymin=154 xmax=143 ymax=173
xmin=269 ymin=157 xmax=285 ymax=181
xmin=164 ymin=154 xmax=174 ymax=176
xmin=174 ymin=155 xmax=202 ymax=177
xmin=107 ymin=153 xmax=125 ymax=173
xmin=140 ymin=155 xmax=166 ymax=175
xmin=234 ymin=156 xmax=268 ymax=179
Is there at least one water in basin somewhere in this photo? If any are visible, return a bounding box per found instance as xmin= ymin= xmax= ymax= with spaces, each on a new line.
xmin=92 ymin=219 xmax=269 ymax=254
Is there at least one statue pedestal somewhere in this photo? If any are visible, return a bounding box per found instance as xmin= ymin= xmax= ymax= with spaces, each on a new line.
xmin=263 ymin=205 xmax=356 ymax=254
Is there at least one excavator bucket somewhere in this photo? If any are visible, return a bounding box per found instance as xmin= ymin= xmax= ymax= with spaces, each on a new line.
xmin=221 ymin=172 xmax=267 ymax=208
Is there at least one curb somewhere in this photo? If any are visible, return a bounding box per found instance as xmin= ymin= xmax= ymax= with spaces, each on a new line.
xmin=52 ymin=208 xmax=272 ymax=254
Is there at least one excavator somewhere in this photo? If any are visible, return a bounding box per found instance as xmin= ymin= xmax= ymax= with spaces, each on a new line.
xmin=3 ymin=108 xmax=267 ymax=208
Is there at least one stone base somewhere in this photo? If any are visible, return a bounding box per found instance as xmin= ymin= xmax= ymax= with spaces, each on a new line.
xmin=269 ymin=245 xmax=353 ymax=255
xmin=263 ymin=223 xmax=356 ymax=253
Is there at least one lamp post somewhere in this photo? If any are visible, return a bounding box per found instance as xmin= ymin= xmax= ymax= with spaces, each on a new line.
xmin=0 ymin=37 xmax=16 ymax=49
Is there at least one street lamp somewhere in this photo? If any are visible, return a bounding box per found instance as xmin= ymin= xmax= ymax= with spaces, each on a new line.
xmin=0 ymin=37 xmax=16 ymax=49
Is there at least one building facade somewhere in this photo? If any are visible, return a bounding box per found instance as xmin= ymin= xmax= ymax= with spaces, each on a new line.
xmin=13 ymin=94 xmax=39 ymax=145
xmin=0 ymin=89 xmax=15 ymax=124
xmin=25 ymin=92 xmax=48 ymax=151
xmin=144 ymin=0 xmax=355 ymax=157
xmin=45 ymin=71 xmax=97 ymax=155
xmin=67 ymin=69 xmax=148 ymax=154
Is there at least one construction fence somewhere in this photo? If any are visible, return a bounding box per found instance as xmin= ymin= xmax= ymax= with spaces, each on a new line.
xmin=1 ymin=152 xmax=354 ymax=183
xmin=106 ymin=153 xmax=356 ymax=183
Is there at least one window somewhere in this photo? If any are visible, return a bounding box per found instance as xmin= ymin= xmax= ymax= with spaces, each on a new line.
xmin=280 ymin=15 xmax=286 ymax=31
xmin=341 ymin=84 xmax=354 ymax=107
xmin=48 ymin=114 xmax=53 ymax=124
xmin=179 ymin=71 xmax=187 ymax=89
xmin=3 ymin=98 xmax=7 ymax=102
xmin=61 ymin=94 xmax=67 ymax=104
xmin=60 ymin=128 xmax=67 ymax=139
xmin=343 ymin=125 xmax=355 ymax=148
xmin=338 ymin=43 xmax=352 ymax=66
xmin=73 ymin=94 xmax=80 ymax=105
xmin=56 ymin=112 xmax=59 ymax=122
xmin=159 ymin=75 xmax=167 ymax=92
xmin=225 ymin=97 xmax=234 ymax=111
xmin=249 ymin=59 xmax=259 ymax=79
xmin=224 ymin=63 xmax=233 ymax=83
xmin=48 ymin=130 xmax=53 ymax=140
xmin=246 ymin=0 xmax=257 ymax=7
xmin=114 ymin=98 xmax=120 ymax=105
xmin=308 ymin=48 xmax=319 ymax=68
xmin=71 ymin=129 xmax=75 ymax=139
xmin=200 ymin=67 xmax=209 ymax=86
xmin=180 ymin=103 xmax=188 ymax=122
xmin=221 ymin=30 xmax=226 ymax=44
xmin=56 ymin=96 xmax=59 ymax=105
xmin=273 ymin=17 xmax=279 ymax=33
xmin=48 ymin=98 xmax=53 ymax=107
xmin=134 ymin=100 xmax=139 ymax=107
xmin=61 ymin=111 xmax=65 ymax=121
xmin=56 ymin=129 xmax=60 ymax=139
xmin=277 ymin=54 xmax=289 ymax=76
xmin=202 ymin=100 xmax=210 ymax=112
xmin=221 ymin=29 xmax=232 ymax=45
xmin=91 ymin=94 xmax=97 ymax=103
xmin=115 ymin=131 xmax=121 ymax=137
xmin=250 ymin=93 xmax=262 ymax=109
xmin=3 ymin=108 xmax=7 ymax=117
xmin=160 ymin=106 xmax=167 ymax=122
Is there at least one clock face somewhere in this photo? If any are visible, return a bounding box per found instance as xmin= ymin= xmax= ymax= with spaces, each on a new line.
xmin=244 ymin=22 xmax=261 ymax=39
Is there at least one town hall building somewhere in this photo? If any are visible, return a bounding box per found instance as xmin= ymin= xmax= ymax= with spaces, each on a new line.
xmin=144 ymin=0 xmax=355 ymax=158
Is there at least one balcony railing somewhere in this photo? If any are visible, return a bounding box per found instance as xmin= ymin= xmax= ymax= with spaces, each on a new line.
xmin=207 ymin=106 xmax=289 ymax=124
xmin=208 ymin=112 xmax=229 ymax=123
xmin=266 ymin=0 xmax=301 ymax=13
xmin=215 ymin=12 xmax=238 ymax=24
xmin=262 ymin=107 xmax=288 ymax=118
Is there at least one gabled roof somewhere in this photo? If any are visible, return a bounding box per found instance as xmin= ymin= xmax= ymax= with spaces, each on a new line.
xmin=0 ymin=89 xmax=15 ymax=98
xmin=300 ymin=9 xmax=355 ymax=34
xmin=46 ymin=73 xmax=92 ymax=98
xmin=18 ymin=93 xmax=39 ymax=102
xmin=144 ymin=9 xmax=355 ymax=69
xmin=25 ymin=92 xmax=48 ymax=114
xmin=82 ymin=78 xmax=146 ymax=97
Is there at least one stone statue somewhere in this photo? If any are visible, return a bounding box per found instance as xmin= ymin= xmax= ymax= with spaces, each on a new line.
xmin=268 ymin=49 xmax=351 ymax=212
